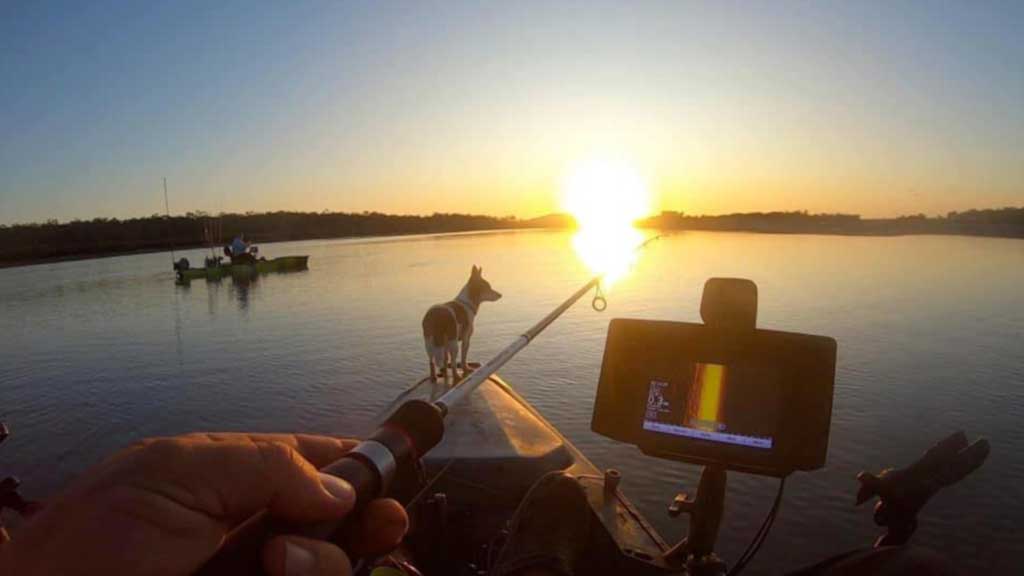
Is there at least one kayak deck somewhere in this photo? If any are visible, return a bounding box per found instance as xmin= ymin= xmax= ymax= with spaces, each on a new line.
xmin=399 ymin=374 xmax=679 ymax=574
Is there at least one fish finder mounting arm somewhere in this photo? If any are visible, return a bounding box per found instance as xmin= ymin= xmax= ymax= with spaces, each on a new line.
xmin=662 ymin=279 xmax=758 ymax=575
xmin=664 ymin=464 xmax=727 ymax=574
xmin=591 ymin=276 xmax=836 ymax=573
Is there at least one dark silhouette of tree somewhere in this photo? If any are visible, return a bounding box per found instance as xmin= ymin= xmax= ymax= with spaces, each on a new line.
xmin=0 ymin=211 xmax=566 ymax=266
xmin=1 ymin=207 xmax=1021 ymax=268
xmin=637 ymin=208 xmax=1024 ymax=238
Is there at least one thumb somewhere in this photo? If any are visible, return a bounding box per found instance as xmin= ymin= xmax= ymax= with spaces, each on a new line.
xmin=263 ymin=535 xmax=352 ymax=576
xmin=855 ymin=471 xmax=881 ymax=505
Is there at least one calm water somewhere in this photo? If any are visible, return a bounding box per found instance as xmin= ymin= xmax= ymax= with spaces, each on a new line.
xmin=1 ymin=230 xmax=1022 ymax=573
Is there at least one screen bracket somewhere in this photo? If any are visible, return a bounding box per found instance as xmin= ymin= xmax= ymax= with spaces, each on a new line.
xmin=663 ymin=278 xmax=758 ymax=574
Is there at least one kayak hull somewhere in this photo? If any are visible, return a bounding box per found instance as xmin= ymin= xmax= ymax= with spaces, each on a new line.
xmin=175 ymin=255 xmax=309 ymax=281
xmin=398 ymin=374 xmax=680 ymax=575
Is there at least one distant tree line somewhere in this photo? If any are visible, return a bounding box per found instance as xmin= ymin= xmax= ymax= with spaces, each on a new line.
xmin=1 ymin=207 xmax=1021 ymax=268
xmin=637 ymin=208 xmax=1024 ymax=238
xmin=0 ymin=211 xmax=555 ymax=267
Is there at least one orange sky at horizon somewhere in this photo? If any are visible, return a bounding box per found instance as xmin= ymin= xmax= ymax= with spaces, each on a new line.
xmin=3 ymin=3 xmax=1021 ymax=225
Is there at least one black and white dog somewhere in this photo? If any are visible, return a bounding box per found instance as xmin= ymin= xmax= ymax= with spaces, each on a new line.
xmin=421 ymin=265 xmax=502 ymax=382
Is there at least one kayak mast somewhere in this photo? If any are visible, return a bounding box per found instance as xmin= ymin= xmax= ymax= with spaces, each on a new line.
xmin=163 ymin=177 xmax=176 ymax=264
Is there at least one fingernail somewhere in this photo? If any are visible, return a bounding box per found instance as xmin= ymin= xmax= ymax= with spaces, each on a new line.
xmin=285 ymin=541 xmax=317 ymax=576
xmin=318 ymin=472 xmax=355 ymax=505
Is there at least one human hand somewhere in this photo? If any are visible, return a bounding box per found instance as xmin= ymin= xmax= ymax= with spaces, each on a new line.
xmin=0 ymin=433 xmax=408 ymax=576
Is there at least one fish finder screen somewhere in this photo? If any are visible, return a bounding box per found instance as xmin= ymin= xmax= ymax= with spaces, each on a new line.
xmin=642 ymin=362 xmax=779 ymax=449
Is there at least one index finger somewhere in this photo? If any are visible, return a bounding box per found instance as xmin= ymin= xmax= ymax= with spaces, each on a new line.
xmin=182 ymin=433 xmax=358 ymax=468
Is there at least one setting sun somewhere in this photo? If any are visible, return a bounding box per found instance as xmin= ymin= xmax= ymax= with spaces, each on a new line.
xmin=561 ymin=158 xmax=654 ymax=285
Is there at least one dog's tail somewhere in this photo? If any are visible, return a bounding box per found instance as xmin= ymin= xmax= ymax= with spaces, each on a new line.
xmin=422 ymin=306 xmax=457 ymax=347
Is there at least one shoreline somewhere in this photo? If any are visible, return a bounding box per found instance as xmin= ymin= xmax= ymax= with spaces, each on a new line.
xmin=2 ymin=225 xmax=1021 ymax=271
xmin=0 ymin=227 xmax=554 ymax=270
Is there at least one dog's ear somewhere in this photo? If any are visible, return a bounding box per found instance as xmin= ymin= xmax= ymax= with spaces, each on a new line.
xmin=471 ymin=265 xmax=480 ymax=277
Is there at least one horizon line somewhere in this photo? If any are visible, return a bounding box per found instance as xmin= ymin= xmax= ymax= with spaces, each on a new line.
xmin=5 ymin=205 xmax=1024 ymax=228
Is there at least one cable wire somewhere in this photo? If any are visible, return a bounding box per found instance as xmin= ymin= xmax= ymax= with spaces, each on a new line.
xmin=727 ymin=475 xmax=788 ymax=576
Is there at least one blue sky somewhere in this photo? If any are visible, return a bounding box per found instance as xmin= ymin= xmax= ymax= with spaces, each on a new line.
xmin=1 ymin=1 xmax=1021 ymax=224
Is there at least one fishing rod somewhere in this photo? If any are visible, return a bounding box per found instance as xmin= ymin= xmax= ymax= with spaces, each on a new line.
xmin=435 ymin=277 xmax=600 ymax=413
xmin=197 ymin=234 xmax=659 ymax=575
xmin=435 ymin=233 xmax=657 ymax=413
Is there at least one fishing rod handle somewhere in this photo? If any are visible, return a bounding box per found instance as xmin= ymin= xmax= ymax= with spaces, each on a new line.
xmin=194 ymin=400 xmax=445 ymax=576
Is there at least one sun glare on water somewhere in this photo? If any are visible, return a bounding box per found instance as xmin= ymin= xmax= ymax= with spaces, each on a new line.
xmin=561 ymin=158 xmax=653 ymax=286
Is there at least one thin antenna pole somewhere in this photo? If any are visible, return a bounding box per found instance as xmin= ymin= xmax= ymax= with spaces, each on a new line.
xmin=164 ymin=177 xmax=176 ymax=263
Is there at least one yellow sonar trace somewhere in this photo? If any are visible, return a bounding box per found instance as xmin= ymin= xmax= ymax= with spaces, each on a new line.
xmin=692 ymin=363 xmax=726 ymax=430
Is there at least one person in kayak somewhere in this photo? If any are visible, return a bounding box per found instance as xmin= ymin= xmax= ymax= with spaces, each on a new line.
xmin=0 ymin=433 xmax=958 ymax=576
xmin=228 ymin=234 xmax=257 ymax=265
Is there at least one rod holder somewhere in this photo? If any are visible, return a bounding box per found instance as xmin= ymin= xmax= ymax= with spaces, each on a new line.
xmin=0 ymin=423 xmax=41 ymax=525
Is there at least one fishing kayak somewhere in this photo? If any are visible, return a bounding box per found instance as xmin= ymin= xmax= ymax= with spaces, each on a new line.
xmin=390 ymin=373 xmax=676 ymax=574
xmin=175 ymin=255 xmax=309 ymax=281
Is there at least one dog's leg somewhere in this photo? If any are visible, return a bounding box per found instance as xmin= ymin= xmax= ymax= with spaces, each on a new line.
xmin=460 ymin=333 xmax=472 ymax=373
xmin=447 ymin=341 xmax=460 ymax=382
xmin=434 ymin=340 xmax=446 ymax=381
xmin=425 ymin=339 xmax=437 ymax=382
xmin=432 ymin=342 xmax=448 ymax=379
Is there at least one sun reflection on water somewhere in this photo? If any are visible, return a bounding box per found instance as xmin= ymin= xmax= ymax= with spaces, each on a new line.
xmin=571 ymin=226 xmax=645 ymax=286
xmin=561 ymin=157 xmax=653 ymax=286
